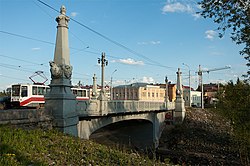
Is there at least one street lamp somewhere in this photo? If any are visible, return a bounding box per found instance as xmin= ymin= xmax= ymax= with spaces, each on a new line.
xmin=110 ymin=69 xmax=117 ymax=100
xmin=182 ymin=63 xmax=191 ymax=107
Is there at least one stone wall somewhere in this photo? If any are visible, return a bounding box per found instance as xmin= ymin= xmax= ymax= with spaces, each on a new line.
xmin=0 ymin=108 xmax=53 ymax=129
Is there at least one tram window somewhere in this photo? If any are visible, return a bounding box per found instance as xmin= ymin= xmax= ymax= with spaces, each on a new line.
xmin=21 ymin=86 xmax=28 ymax=97
xmin=12 ymin=85 xmax=20 ymax=96
xmin=32 ymin=86 xmax=38 ymax=95
xmin=38 ymin=87 xmax=45 ymax=95
xmin=73 ymin=90 xmax=77 ymax=96
xmin=46 ymin=88 xmax=50 ymax=93
xmin=83 ymin=90 xmax=87 ymax=97
xmin=77 ymin=90 xmax=83 ymax=97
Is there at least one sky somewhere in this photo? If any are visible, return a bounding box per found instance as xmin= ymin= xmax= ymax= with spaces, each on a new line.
xmin=0 ymin=0 xmax=247 ymax=92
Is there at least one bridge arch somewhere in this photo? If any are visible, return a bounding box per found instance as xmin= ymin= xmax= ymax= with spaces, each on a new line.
xmin=78 ymin=113 xmax=155 ymax=140
xmin=89 ymin=119 xmax=154 ymax=149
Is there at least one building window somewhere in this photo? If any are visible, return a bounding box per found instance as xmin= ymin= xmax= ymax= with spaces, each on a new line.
xmin=156 ymin=93 xmax=158 ymax=97
xmin=152 ymin=93 xmax=154 ymax=97
xmin=148 ymin=92 xmax=150 ymax=97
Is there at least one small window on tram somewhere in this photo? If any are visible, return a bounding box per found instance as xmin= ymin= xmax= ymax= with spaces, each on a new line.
xmin=83 ymin=90 xmax=87 ymax=97
xmin=21 ymin=86 xmax=28 ymax=97
xmin=46 ymin=87 xmax=50 ymax=93
xmin=73 ymin=90 xmax=77 ymax=96
xmin=32 ymin=86 xmax=38 ymax=95
xmin=38 ymin=87 xmax=45 ymax=95
xmin=12 ymin=85 xmax=20 ymax=96
xmin=77 ymin=90 xmax=83 ymax=97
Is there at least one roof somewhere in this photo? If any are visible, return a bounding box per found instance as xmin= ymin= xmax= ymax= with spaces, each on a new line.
xmin=114 ymin=82 xmax=149 ymax=88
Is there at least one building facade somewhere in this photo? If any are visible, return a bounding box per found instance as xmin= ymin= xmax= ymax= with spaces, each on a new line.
xmin=112 ymin=83 xmax=166 ymax=101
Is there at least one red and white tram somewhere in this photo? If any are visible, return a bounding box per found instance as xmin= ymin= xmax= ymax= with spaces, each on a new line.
xmin=11 ymin=83 xmax=89 ymax=108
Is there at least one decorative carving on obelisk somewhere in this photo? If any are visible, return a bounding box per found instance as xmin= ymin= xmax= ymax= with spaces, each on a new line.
xmin=49 ymin=5 xmax=72 ymax=80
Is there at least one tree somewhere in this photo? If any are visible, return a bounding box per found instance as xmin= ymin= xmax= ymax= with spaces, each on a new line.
xmin=217 ymin=80 xmax=250 ymax=139
xmin=198 ymin=0 xmax=250 ymax=81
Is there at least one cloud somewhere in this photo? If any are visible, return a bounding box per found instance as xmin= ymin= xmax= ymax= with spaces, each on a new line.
xmin=205 ymin=30 xmax=217 ymax=40
xmin=112 ymin=58 xmax=144 ymax=65
xmin=150 ymin=41 xmax=161 ymax=45
xmin=192 ymin=13 xmax=201 ymax=20
xmin=70 ymin=12 xmax=78 ymax=17
xmin=137 ymin=41 xmax=161 ymax=45
xmin=162 ymin=1 xmax=201 ymax=19
xmin=31 ymin=47 xmax=41 ymax=51
xmin=162 ymin=2 xmax=193 ymax=14
xmin=140 ymin=76 xmax=155 ymax=84
xmin=211 ymin=51 xmax=224 ymax=56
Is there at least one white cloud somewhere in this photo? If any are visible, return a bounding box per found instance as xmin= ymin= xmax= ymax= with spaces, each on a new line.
xmin=192 ymin=13 xmax=201 ymax=20
xmin=162 ymin=1 xmax=201 ymax=19
xmin=70 ymin=12 xmax=78 ymax=17
xmin=211 ymin=51 xmax=223 ymax=56
xmin=140 ymin=76 xmax=155 ymax=84
xmin=137 ymin=42 xmax=147 ymax=45
xmin=162 ymin=2 xmax=193 ymax=14
xmin=137 ymin=41 xmax=161 ymax=45
xmin=150 ymin=41 xmax=161 ymax=45
xmin=31 ymin=47 xmax=41 ymax=51
xmin=205 ymin=30 xmax=217 ymax=40
xmin=112 ymin=58 xmax=144 ymax=65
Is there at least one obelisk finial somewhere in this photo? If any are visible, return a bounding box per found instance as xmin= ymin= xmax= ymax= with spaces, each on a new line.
xmin=50 ymin=5 xmax=72 ymax=79
xmin=60 ymin=5 xmax=66 ymax=15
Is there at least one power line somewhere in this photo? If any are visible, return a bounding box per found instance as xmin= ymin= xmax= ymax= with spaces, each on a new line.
xmin=0 ymin=30 xmax=54 ymax=46
xmin=0 ymin=30 xmax=86 ymax=52
xmin=0 ymin=75 xmax=30 ymax=82
xmin=0 ymin=54 xmax=44 ymax=66
xmin=0 ymin=64 xmax=36 ymax=73
xmin=36 ymin=0 xmax=175 ymax=70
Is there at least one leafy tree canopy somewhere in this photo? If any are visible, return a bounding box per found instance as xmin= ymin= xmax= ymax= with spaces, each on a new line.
xmin=199 ymin=0 xmax=250 ymax=81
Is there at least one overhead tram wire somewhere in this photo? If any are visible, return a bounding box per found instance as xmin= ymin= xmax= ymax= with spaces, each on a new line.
xmin=0 ymin=30 xmax=92 ymax=53
xmin=0 ymin=54 xmax=45 ymax=66
xmin=0 ymin=30 xmax=174 ymax=71
xmin=0 ymin=75 xmax=30 ymax=82
xmin=36 ymin=0 xmax=175 ymax=70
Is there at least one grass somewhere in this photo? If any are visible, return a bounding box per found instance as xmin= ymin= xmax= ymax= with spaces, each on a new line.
xmin=0 ymin=125 xmax=168 ymax=166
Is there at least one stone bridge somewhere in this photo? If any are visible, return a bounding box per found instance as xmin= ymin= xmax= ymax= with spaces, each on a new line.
xmin=43 ymin=5 xmax=186 ymax=149
xmin=76 ymin=100 xmax=176 ymax=148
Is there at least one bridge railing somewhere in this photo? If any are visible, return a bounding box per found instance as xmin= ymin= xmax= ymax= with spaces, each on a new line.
xmin=107 ymin=100 xmax=175 ymax=114
xmin=77 ymin=100 xmax=175 ymax=116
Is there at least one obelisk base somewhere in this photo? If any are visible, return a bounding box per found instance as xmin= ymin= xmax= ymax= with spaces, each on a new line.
xmin=45 ymin=78 xmax=78 ymax=136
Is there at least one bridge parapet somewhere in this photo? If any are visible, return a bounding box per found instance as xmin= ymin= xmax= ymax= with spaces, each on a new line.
xmin=77 ymin=100 xmax=175 ymax=117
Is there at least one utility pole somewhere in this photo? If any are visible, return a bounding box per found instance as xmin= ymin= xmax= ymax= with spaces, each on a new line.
xmin=98 ymin=52 xmax=108 ymax=96
xmin=97 ymin=52 xmax=108 ymax=115
xmin=198 ymin=65 xmax=203 ymax=109
xmin=183 ymin=63 xmax=191 ymax=107
xmin=196 ymin=65 xmax=231 ymax=109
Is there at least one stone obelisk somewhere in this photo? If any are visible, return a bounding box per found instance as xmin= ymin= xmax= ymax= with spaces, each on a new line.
xmin=174 ymin=68 xmax=186 ymax=123
xmin=45 ymin=6 xmax=78 ymax=136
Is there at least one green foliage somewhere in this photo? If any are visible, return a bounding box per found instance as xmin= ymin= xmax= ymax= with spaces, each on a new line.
xmin=198 ymin=0 xmax=250 ymax=80
xmin=217 ymin=80 xmax=250 ymax=138
xmin=0 ymin=126 xmax=167 ymax=166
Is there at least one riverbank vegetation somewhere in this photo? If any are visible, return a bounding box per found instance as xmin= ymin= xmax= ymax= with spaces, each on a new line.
xmin=0 ymin=125 xmax=169 ymax=166
xmin=158 ymin=80 xmax=249 ymax=165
